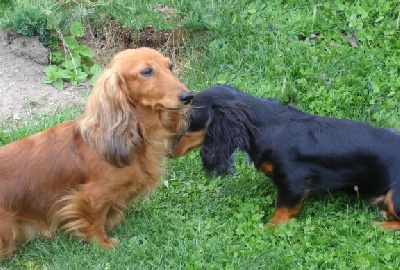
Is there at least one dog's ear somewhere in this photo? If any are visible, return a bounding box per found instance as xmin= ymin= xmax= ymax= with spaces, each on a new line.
xmin=79 ymin=68 xmax=142 ymax=167
xmin=200 ymin=101 xmax=258 ymax=175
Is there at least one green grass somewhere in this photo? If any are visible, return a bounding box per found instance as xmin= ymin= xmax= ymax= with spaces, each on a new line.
xmin=1 ymin=0 xmax=400 ymax=269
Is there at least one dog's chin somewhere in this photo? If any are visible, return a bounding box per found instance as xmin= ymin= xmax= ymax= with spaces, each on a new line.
xmin=167 ymin=133 xmax=186 ymax=158
xmin=154 ymin=104 xmax=183 ymax=111
xmin=205 ymin=163 xmax=236 ymax=178
xmin=204 ymin=155 xmax=237 ymax=177
xmin=158 ymin=110 xmax=188 ymax=139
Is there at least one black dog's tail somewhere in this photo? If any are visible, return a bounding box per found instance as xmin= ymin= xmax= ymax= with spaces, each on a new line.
xmin=200 ymin=101 xmax=258 ymax=176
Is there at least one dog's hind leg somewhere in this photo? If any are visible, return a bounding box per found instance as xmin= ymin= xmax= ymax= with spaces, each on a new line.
xmin=378 ymin=188 xmax=400 ymax=230
xmin=1 ymin=209 xmax=52 ymax=257
xmin=0 ymin=209 xmax=19 ymax=257
xmin=52 ymin=190 xmax=120 ymax=249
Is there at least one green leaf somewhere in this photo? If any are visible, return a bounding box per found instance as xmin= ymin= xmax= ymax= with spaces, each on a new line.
xmin=69 ymin=69 xmax=88 ymax=85
xmin=69 ymin=21 xmax=85 ymax=37
xmin=216 ymin=73 xmax=226 ymax=84
xmin=70 ymin=78 xmax=78 ymax=86
xmin=75 ymin=45 xmax=94 ymax=57
xmin=89 ymin=75 xmax=98 ymax=85
xmin=247 ymin=3 xmax=257 ymax=14
xmin=43 ymin=65 xmax=59 ymax=77
xmin=52 ymin=78 xmax=64 ymax=89
xmin=50 ymin=50 xmax=64 ymax=64
xmin=63 ymin=59 xmax=75 ymax=70
xmin=59 ymin=69 xmax=73 ymax=79
xmin=43 ymin=77 xmax=54 ymax=84
xmin=43 ymin=65 xmax=64 ymax=84
xmin=71 ymin=54 xmax=82 ymax=68
xmin=77 ymin=70 xmax=88 ymax=82
xmin=64 ymin=36 xmax=78 ymax=49
xmin=386 ymin=237 xmax=394 ymax=244
xmin=90 ymin=63 xmax=102 ymax=75
xmin=81 ymin=64 xmax=90 ymax=74
xmin=63 ymin=56 xmax=81 ymax=70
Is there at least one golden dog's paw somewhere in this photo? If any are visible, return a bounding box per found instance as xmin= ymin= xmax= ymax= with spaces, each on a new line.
xmin=99 ymin=237 xmax=120 ymax=250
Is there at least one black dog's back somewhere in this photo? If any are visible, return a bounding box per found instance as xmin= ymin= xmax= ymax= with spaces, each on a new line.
xmin=254 ymin=113 xmax=400 ymax=196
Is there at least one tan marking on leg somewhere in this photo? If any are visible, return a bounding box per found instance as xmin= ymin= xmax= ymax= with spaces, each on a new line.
xmin=383 ymin=190 xmax=400 ymax=220
xmin=377 ymin=221 xmax=400 ymax=230
xmin=171 ymin=130 xmax=205 ymax=157
xmin=258 ymin=162 xmax=274 ymax=176
xmin=375 ymin=190 xmax=400 ymax=230
xmin=267 ymin=205 xmax=301 ymax=226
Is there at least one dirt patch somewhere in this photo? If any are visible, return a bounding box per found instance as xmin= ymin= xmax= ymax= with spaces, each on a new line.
xmin=86 ymin=20 xmax=186 ymax=67
xmin=0 ymin=14 xmax=188 ymax=126
xmin=0 ymin=30 xmax=88 ymax=125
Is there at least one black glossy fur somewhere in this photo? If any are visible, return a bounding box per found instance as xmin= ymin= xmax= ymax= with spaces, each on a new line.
xmin=176 ymin=84 xmax=400 ymax=228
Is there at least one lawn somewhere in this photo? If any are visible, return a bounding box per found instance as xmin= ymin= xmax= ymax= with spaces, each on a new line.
xmin=1 ymin=0 xmax=400 ymax=269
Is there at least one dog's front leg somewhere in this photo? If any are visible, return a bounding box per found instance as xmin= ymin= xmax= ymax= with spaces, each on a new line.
xmin=52 ymin=190 xmax=120 ymax=249
xmin=267 ymin=187 xmax=303 ymax=226
xmin=269 ymin=205 xmax=301 ymax=226
xmin=82 ymin=202 xmax=119 ymax=249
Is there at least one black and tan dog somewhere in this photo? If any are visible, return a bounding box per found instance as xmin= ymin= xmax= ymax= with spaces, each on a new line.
xmin=171 ymin=84 xmax=400 ymax=229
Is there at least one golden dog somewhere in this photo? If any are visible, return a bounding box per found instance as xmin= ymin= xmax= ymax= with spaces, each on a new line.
xmin=0 ymin=47 xmax=193 ymax=257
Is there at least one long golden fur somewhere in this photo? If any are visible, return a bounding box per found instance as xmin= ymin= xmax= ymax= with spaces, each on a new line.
xmin=0 ymin=47 xmax=192 ymax=257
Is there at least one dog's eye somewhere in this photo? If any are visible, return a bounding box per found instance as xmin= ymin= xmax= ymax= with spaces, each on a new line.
xmin=140 ymin=67 xmax=154 ymax=77
xmin=168 ymin=64 xmax=174 ymax=71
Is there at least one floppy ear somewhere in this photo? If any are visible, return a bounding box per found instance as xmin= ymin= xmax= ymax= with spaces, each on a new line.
xmin=200 ymin=101 xmax=258 ymax=175
xmin=79 ymin=68 xmax=142 ymax=167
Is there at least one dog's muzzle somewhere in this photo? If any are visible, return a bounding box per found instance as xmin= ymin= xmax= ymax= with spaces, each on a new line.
xmin=178 ymin=92 xmax=194 ymax=105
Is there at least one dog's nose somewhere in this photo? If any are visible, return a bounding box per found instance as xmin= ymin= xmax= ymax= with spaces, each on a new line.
xmin=178 ymin=92 xmax=194 ymax=105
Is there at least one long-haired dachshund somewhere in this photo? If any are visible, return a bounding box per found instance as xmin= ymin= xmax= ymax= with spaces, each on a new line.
xmin=0 ymin=47 xmax=193 ymax=257
xmin=171 ymin=84 xmax=400 ymax=230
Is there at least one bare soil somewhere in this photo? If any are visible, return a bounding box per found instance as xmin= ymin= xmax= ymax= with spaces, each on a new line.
xmin=0 ymin=18 xmax=185 ymax=126
xmin=0 ymin=30 xmax=88 ymax=125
